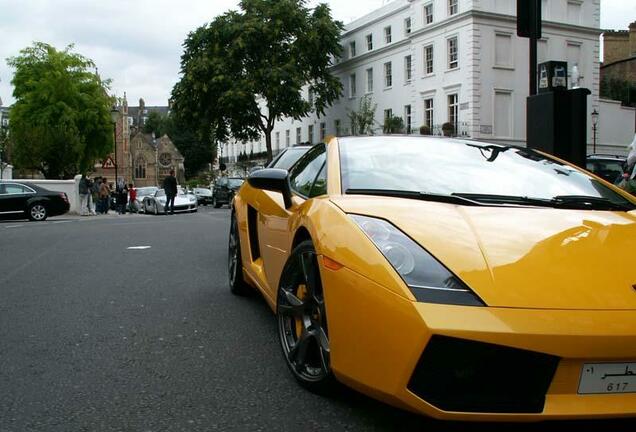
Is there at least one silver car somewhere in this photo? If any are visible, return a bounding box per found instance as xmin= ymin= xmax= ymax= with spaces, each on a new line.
xmin=134 ymin=186 xmax=159 ymax=213
xmin=142 ymin=189 xmax=198 ymax=214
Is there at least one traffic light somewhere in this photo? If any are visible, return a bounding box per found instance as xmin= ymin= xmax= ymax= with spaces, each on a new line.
xmin=517 ymin=0 xmax=541 ymax=39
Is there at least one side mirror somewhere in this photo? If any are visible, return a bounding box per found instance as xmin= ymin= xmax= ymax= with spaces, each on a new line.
xmin=248 ymin=168 xmax=292 ymax=208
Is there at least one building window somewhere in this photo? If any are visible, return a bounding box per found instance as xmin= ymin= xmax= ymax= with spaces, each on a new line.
xmin=449 ymin=0 xmax=458 ymax=16
xmin=349 ymin=41 xmax=356 ymax=58
xmin=384 ymin=62 xmax=393 ymax=88
xmin=366 ymin=68 xmax=374 ymax=93
xmin=286 ymin=129 xmax=290 ymax=147
xmin=276 ymin=131 xmax=280 ymax=149
xmin=424 ymin=44 xmax=434 ymax=74
xmin=448 ymin=93 xmax=458 ymax=133
xmin=494 ymin=33 xmax=512 ymax=67
xmin=320 ymin=122 xmax=326 ymax=141
xmin=567 ymin=1 xmax=582 ymax=25
xmin=366 ymin=34 xmax=373 ymax=51
xmin=448 ymin=37 xmax=458 ymax=69
xmin=159 ymin=152 xmax=172 ymax=167
xmin=567 ymin=42 xmax=582 ymax=85
xmin=349 ymin=73 xmax=357 ymax=97
xmin=296 ymin=127 xmax=302 ymax=144
xmin=384 ymin=26 xmax=392 ymax=44
xmin=494 ymin=91 xmax=513 ymax=138
xmin=404 ymin=17 xmax=412 ymax=35
xmin=405 ymin=55 xmax=412 ymax=82
xmin=424 ymin=3 xmax=434 ymax=24
xmin=308 ymin=124 xmax=314 ymax=144
xmin=404 ymin=105 xmax=412 ymax=134
xmin=424 ymin=98 xmax=434 ymax=129
xmin=308 ymin=89 xmax=314 ymax=106
xmin=335 ymin=119 xmax=341 ymax=136
xmin=134 ymin=157 xmax=146 ymax=179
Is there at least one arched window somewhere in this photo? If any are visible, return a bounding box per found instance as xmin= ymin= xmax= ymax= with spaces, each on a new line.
xmin=135 ymin=157 xmax=146 ymax=179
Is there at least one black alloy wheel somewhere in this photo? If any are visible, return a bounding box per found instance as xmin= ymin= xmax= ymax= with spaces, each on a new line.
xmin=228 ymin=213 xmax=251 ymax=296
xmin=277 ymin=240 xmax=334 ymax=394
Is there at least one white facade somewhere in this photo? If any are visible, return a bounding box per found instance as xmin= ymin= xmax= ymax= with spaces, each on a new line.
xmin=226 ymin=0 xmax=604 ymax=161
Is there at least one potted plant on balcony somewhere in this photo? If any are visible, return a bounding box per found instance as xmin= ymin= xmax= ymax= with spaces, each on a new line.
xmin=419 ymin=125 xmax=431 ymax=135
xmin=442 ymin=122 xmax=454 ymax=137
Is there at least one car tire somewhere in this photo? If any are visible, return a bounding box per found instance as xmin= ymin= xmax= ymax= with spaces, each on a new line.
xmin=228 ymin=213 xmax=252 ymax=296
xmin=213 ymin=195 xmax=221 ymax=208
xmin=277 ymin=240 xmax=335 ymax=395
xmin=28 ymin=202 xmax=48 ymax=221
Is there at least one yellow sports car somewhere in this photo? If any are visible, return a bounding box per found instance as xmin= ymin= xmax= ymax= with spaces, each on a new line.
xmin=228 ymin=136 xmax=636 ymax=421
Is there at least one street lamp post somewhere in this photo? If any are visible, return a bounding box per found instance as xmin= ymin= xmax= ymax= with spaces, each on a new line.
xmin=591 ymin=109 xmax=599 ymax=154
xmin=110 ymin=107 xmax=119 ymax=188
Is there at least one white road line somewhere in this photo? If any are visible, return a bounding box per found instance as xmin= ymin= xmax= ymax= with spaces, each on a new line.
xmin=5 ymin=225 xmax=24 ymax=229
xmin=127 ymin=246 xmax=152 ymax=250
xmin=52 ymin=220 xmax=73 ymax=224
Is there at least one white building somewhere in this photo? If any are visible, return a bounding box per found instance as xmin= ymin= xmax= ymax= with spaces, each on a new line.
xmin=226 ymin=0 xmax=608 ymax=163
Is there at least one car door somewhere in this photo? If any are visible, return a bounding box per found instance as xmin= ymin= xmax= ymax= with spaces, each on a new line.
xmin=0 ymin=183 xmax=34 ymax=214
xmin=255 ymin=144 xmax=327 ymax=299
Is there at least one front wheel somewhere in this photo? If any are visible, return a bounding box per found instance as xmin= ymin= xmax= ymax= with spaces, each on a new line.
xmin=228 ymin=213 xmax=251 ymax=296
xmin=28 ymin=202 xmax=48 ymax=221
xmin=277 ymin=240 xmax=335 ymax=394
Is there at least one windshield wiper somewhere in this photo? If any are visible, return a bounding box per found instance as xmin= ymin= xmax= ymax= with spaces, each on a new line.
xmin=452 ymin=193 xmax=555 ymax=207
xmin=346 ymin=189 xmax=484 ymax=206
xmin=452 ymin=193 xmax=635 ymax=211
xmin=550 ymin=195 xmax=635 ymax=211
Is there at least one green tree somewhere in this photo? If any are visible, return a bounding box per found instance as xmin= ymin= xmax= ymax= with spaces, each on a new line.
xmin=171 ymin=0 xmax=343 ymax=163
xmin=600 ymin=76 xmax=636 ymax=107
xmin=347 ymin=95 xmax=377 ymax=135
xmin=143 ymin=111 xmax=167 ymax=137
xmin=383 ymin=114 xmax=404 ymax=134
xmin=7 ymin=42 xmax=114 ymax=179
xmin=162 ymin=114 xmax=216 ymax=179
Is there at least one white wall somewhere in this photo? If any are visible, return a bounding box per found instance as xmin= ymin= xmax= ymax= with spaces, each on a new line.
xmin=11 ymin=178 xmax=80 ymax=214
xmin=596 ymin=99 xmax=636 ymax=156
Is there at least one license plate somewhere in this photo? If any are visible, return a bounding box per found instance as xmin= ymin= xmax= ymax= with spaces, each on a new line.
xmin=578 ymin=363 xmax=636 ymax=394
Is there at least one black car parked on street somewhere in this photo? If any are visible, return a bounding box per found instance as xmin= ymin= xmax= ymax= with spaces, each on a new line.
xmin=212 ymin=177 xmax=244 ymax=208
xmin=0 ymin=181 xmax=70 ymax=221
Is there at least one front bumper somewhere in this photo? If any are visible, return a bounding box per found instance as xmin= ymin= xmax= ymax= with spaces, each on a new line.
xmin=320 ymin=261 xmax=636 ymax=421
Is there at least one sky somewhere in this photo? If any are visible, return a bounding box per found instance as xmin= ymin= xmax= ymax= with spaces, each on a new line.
xmin=0 ymin=0 xmax=634 ymax=107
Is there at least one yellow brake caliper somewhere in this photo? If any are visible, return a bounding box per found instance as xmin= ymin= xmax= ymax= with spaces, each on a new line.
xmin=295 ymin=284 xmax=307 ymax=338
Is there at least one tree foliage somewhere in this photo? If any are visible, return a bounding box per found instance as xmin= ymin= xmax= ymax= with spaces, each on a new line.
xmin=143 ymin=111 xmax=167 ymax=137
xmin=171 ymin=0 xmax=343 ymax=163
xmin=7 ymin=42 xmax=114 ymax=179
xmin=347 ymin=95 xmax=377 ymax=135
xmin=600 ymin=76 xmax=636 ymax=107
xmin=383 ymin=114 xmax=404 ymax=134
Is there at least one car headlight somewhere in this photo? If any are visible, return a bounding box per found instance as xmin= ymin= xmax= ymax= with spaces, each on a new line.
xmin=189 ymin=196 xmax=196 ymax=202
xmin=351 ymin=215 xmax=485 ymax=306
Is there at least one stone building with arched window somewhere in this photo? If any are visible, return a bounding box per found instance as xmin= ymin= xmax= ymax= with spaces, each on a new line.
xmin=93 ymin=94 xmax=185 ymax=187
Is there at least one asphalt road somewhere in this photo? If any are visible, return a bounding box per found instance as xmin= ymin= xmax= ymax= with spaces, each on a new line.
xmin=0 ymin=208 xmax=633 ymax=432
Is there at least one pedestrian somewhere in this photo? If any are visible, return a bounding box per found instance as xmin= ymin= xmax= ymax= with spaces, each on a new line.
xmin=99 ymin=179 xmax=111 ymax=215
xmin=118 ymin=185 xmax=128 ymax=214
xmin=92 ymin=177 xmax=102 ymax=214
xmin=128 ymin=183 xmax=137 ymax=213
xmin=78 ymin=174 xmax=91 ymax=216
xmin=162 ymin=169 xmax=178 ymax=215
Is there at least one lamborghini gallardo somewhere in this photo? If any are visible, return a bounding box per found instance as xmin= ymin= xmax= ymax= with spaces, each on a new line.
xmin=228 ymin=136 xmax=636 ymax=421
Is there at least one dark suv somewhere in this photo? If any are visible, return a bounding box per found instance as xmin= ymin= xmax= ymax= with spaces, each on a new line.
xmin=586 ymin=154 xmax=627 ymax=185
xmin=212 ymin=177 xmax=244 ymax=208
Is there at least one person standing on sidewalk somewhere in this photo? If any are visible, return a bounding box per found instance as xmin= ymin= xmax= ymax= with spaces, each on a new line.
xmin=128 ymin=183 xmax=137 ymax=213
xmin=99 ymin=180 xmax=111 ymax=215
xmin=78 ymin=174 xmax=91 ymax=216
xmin=162 ymin=169 xmax=178 ymax=215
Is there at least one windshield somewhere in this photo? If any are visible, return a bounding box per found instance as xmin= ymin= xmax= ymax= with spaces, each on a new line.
xmin=228 ymin=178 xmax=244 ymax=188
xmin=137 ymin=187 xmax=158 ymax=197
xmin=269 ymin=147 xmax=309 ymax=170
xmin=339 ymin=137 xmax=634 ymax=207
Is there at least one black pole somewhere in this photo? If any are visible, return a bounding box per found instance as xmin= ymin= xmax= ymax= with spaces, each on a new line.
xmin=530 ymin=37 xmax=538 ymax=96
xmin=113 ymin=122 xmax=118 ymax=188
xmin=593 ymin=123 xmax=597 ymax=154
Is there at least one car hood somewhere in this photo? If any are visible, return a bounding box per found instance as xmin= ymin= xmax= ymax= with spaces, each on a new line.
xmin=331 ymin=196 xmax=636 ymax=310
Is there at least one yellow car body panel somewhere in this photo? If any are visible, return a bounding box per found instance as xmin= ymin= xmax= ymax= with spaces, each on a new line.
xmin=232 ymin=137 xmax=636 ymax=420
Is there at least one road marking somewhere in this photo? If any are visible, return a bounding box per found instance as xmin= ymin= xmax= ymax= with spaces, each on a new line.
xmin=5 ymin=225 xmax=23 ymax=229
xmin=127 ymin=246 xmax=152 ymax=250
xmin=52 ymin=220 xmax=73 ymax=224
